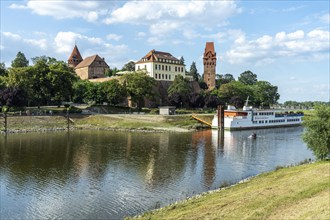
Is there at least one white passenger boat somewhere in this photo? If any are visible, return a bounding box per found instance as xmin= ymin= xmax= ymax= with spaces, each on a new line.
xmin=211 ymin=104 xmax=304 ymax=130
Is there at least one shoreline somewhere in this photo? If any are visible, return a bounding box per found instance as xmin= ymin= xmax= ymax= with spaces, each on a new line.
xmin=0 ymin=114 xmax=206 ymax=135
xmin=128 ymin=161 xmax=330 ymax=219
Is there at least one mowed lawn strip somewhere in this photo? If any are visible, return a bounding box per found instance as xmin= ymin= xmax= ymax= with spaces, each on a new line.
xmin=129 ymin=161 xmax=330 ymax=220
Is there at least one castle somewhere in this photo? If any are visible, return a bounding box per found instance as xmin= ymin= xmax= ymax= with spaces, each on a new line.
xmin=68 ymin=45 xmax=109 ymax=80
xmin=68 ymin=42 xmax=216 ymax=90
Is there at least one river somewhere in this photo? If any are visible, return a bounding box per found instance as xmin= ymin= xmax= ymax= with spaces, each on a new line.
xmin=0 ymin=127 xmax=314 ymax=219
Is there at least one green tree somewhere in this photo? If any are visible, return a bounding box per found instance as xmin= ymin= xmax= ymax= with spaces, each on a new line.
xmin=31 ymin=59 xmax=52 ymax=107
xmin=72 ymin=80 xmax=91 ymax=103
xmin=48 ymin=61 xmax=77 ymax=106
xmin=189 ymin=62 xmax=199 ymax=81
xmin=99 ymin=80 xmax=126 ymax=105
xmin=31 ymin=56 xmax=57 ymax=65
xmin=215 ymin=81 xmax=252 ymax=108
xmin=168 ymin=75 xmax=191 ymax=107
xmin=11 ymin=51 xmax=29 ymax=68
xmin=6 ymin=66 xmax=34 ymax=105
xmin=168 ymin=75 xmax=191 ymax=97
xmin=238 ymin=70 xmax=257 ymax=85
xmin=216 ymin=73 xmax=235 ymax=88
xmin=253 ymin=81 xmax=280 ymax=107
xmin=122 ymin=61 xmax=135 ymax=71
xmin=303 ymin=105 xmax=330 ymax=160
xmin=0 ymin=63 xmax=7 ymax=76
xmin=180 ymin=56 xmax=185 ymax=65
xmin=122 ymin=71 xmax=155 ymax=109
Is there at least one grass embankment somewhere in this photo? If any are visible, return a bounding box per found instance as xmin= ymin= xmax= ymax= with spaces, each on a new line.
xmin=129 ymin=161 xmax=330 ymax=220
xmin=2 ymin=114 xmax=214 ymax=133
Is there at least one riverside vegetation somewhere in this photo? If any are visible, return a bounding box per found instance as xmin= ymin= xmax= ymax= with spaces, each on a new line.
xmin=128 ymin=161 xmax=330 ymax=220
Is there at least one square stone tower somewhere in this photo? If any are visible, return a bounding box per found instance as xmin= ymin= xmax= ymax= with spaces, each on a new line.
xmin=203 ymin=42 xmax=217 ymax=90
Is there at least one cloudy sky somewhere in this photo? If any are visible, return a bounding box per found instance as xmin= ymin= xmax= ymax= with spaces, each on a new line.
xmin=1 ymin=0 xmax=329 ymax=102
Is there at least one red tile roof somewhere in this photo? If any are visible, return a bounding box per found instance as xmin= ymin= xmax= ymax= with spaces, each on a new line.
xmin=136 ymin=49 xmax=183 ymax=64
xmin=75 ymin=54 xmax=109 ymax=69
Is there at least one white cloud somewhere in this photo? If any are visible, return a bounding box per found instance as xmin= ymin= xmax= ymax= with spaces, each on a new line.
xmin=2 ymin=32 xmax=48 ymax=50
xmin=137 ymin=32 xmax=146 ymax=38
xmin=226 ymin=28 xmax=330 ymax=64
xmin=3 ymin=32 xmax=22 ymax=40
xmin=320 ymin=13 xmax=330 ymax=24
xmin=104 ymin=1 xmax=240 ymax=25
xmin=106 ymin=34 xmax=122 ymax=41
xmin=54 ymin=32 xmax=104 ymax=53
xmin=8 ymin=3 xmax=28 ymax=9
xmin=9 ymin=0 xmax=107 ymax=22
xmin=103 ymin=1 xmax=240 ymax=45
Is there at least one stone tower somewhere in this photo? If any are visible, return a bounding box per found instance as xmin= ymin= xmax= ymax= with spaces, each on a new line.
xmin=68 ymin=44 xmax=83 ymax=67
xmin=203 ymin=42 xmax=217 ymax=90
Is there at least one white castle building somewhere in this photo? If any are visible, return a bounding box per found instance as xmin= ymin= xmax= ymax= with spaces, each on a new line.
xmin=135 ymin=49 xmax=186 ymax=81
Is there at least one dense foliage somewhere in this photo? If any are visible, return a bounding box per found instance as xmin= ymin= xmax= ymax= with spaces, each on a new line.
xmin=303 ymin=105 xmax=330 ymax=160
xmin=1 ymin=52 xmax=285 ymax=111
xmin=11 ymin=51 xmax=29 ymax=68
xmin=122 ymin=71 xmax=156 ymax=109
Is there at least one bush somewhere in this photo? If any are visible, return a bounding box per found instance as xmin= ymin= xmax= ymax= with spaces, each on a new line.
xmin=302 ymin=105 xmax=330 ymax=160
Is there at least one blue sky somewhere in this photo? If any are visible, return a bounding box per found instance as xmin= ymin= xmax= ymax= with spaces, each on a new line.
xmin=1 ymin=0 xmax=329 ymax=102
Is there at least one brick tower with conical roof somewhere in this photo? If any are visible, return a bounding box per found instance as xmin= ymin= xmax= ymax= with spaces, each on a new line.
xmin=68 ymin=44 xmax=83 ymax=67
xmin=203 ymin=42 xmax=217 ymax=90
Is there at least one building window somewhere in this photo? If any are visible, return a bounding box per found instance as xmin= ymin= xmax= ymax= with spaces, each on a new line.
xmin=162 ymin=74 xmax=164 ymax=79
xmin=162 ymin=65 xmax=164 ymax=71
xmin=155 ymin=65 xmax=157 ymax=70
xmin=155 ymin=73 xmax=157 ymax=79
xmin=138 ymin=66 xmax=140 ymax=70
xmin=165 ymin=74 xmax=168 ymax=79
xmin=165 ymin=66 xmax=168 ymax=71
xmin=175 ymin=67 xmax=177 ymax=72
xmin=169 ymin=66 xmax=171 ymax=71
xmin=144 ymin=65 xmax=147 ymax=69
xmin=169 ymin=75 xmax=171 ymax=80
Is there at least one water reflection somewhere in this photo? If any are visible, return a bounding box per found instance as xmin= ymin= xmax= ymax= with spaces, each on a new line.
xmin=0 ymin=127 xmax=313 ymax=219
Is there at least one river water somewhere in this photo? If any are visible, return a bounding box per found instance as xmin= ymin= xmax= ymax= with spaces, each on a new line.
xmin=0 ymin=127 xmax=313 ymax=219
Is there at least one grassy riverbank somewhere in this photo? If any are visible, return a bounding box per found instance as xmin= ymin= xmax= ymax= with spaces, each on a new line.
xmin=129 ymin=161 xmax=330 ymax=220
xmin=1 ymin=114 xmax=214 ymax=133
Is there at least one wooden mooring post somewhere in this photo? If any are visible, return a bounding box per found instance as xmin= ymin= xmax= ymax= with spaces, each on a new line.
xmin=2 ymin=112 xmax=7 ymax=133
xmin=217 ymin=105 xmax=224 ymax=130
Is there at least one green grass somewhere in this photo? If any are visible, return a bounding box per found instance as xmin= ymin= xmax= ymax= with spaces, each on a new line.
xmin=1 ymin=114 xmax=208 ymax=132
xmin=128 ymin=161 xmax=330 ymax=220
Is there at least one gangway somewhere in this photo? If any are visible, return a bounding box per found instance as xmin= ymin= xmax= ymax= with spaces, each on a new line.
xmin=191 ymin=114 xmax=212 ymax=127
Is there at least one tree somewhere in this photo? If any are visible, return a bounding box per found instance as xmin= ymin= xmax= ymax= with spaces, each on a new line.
xmin=189 ymin=62 xmax=199 ymax=81
xmin=31 ymin=56 xmax=57 ymax=65
xmin=11 ymin=51 xmax=29 ymax=68
xmin=303 ymin=105 xmax=330 ymax=160
xmin=122 ymin=61 xmax=135 ymax=71
xmin=30 ymin=59 xmax=52 ymax=107
xmin=238 ymin=70 xmax=257 ymax=85
xmin=122 ymin=71 xmax=155 ymax=109
xmin=48 ymin=61 xmax=77 ymax=106
xmin=180 ymin=56 xmax=185 ymax=65
xmin=0 ymin=87 xmax=27 ymax=108
xmin=216 ymin=74 xmax=235 ymax=88
xmin=99 ymin=80 xmax=126 ymax=105
xmin=215 ymin=81 xmax=252 ymax=108
xmin=0 ymin=63 xmax=7 ymax=76
xmin=168 ymin=75 xmax=191 ymax=107
xmin=6 ymin=66 xmax=34 ymax=105
xmin=168 ymin=75 xmax=191 ymax=97
xmin=253 ymin=81 xmax=280 ymax=107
